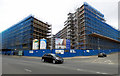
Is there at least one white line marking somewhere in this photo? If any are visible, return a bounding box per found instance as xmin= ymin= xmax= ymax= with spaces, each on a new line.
xmin=24 ymin=68 xmax=32 ymax=72
xmin=108 ymin=63 xmax=114 ymax=64
xmin=101 ymin=73 xmax=108 ymax=74
xmin=96 ymin=72 xmax=100 ymax=74
xmin=104 ymin=61 xmax=107 ymax=62
xmin=21 ymin=60 xmax=111 ymax=74
xmin=76 ymin=69 xmax=109 ymax=74
xmin=76 ymin=69 xmax=84 ymax=71
xmin=108 ymin=60 xmax=112 ymax=62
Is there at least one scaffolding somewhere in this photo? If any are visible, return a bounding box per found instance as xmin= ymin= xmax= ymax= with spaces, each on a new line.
xmin=2 ymin=16 xmax=51 ymax=50
xmin=55 ymin=2 xmax=120 ymax=50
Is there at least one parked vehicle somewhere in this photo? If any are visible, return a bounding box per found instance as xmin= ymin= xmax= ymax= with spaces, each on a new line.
xmin=42 ymin=53 xmax=64 ymax=64
xmin=98 ymin=53 xmax=107 ymax=57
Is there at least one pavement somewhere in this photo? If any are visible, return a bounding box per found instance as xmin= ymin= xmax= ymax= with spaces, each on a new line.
xmin=2 ymin=52 xmax=119 ymax=75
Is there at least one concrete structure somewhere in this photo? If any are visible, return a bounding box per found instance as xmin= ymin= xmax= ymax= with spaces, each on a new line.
xmin=51 ymin=34 xmax=56 ymax=50
xmin=2 ymin=15 xmax=51 ymax=50
xmin=55 ymin=2 xmax=120 ymax=50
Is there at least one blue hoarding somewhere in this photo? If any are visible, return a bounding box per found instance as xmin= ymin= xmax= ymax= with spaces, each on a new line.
xmin=55 ymin=38 xmax=71 ymax=49
xmin=66 ymin=39 xmax=70 ymax=49
xmin=40 ymin=39 xmax=47 ymax=49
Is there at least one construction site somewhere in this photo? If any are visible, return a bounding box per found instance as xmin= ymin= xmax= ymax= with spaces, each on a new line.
xmin=1 ymin=2 xmax=120 ymax=51
xmin=2 ymin=16 xmax=51 ymax=51
xmin=55 ymin=2 xmax=120 ymax=50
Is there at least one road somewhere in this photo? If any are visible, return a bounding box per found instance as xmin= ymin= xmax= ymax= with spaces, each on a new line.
xmin=2 ymin=53 xmax=119 ymax=75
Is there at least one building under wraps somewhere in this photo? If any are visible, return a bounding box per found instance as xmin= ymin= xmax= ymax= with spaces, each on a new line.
xmin=1 ymin=2 xmax=120 ymax=51
xmin=2 ymin=16 xmax=51 ymax=50
xmin=55 ymin=2 xmax=120 ymax=50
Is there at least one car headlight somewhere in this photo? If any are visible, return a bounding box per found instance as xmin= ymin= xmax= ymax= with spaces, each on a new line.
xmin=56 ymin=57 xmax=59 ymax=60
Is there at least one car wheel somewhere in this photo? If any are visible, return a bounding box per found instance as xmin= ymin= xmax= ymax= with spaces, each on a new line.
xmin=53 ymin=60 xmax=56 ymax=64
xmin=42 ymin=59 xmax=45 ymax=62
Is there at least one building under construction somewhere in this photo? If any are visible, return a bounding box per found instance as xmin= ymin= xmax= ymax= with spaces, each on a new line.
xmin=55 ymin=2 xmax=120 ymax=50
xmin=2 ymin=16 xmax=51 ymax=51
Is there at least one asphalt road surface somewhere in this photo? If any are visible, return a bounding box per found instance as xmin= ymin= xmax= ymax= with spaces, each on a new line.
xmin=2 ymin=53 xmax=120 ymax=75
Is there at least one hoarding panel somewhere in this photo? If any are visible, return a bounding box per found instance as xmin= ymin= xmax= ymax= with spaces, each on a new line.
xmin=32 ymin=39 xmax=39 ymax=50
xmin=55 ymin=38 xmax=70 ymax=49
xmin=40 ymin=39 xmax=47 ymax=49
xmin=66 ymin=39 xmax=71 ymax=49
xmin=55 ymin=38 xmax=66 ymax=49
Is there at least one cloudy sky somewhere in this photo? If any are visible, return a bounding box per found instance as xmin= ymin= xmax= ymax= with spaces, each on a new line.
xmin=0 ymin=0 xmax=119 ymax=34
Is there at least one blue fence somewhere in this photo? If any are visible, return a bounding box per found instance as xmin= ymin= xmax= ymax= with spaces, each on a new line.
xmin=24 ymin=49 xmax=51 ymax=57
xmin=2 ymin=49 xmax=120 ymax=57
xmin=52 ymin=49 xmax=85 ymax=57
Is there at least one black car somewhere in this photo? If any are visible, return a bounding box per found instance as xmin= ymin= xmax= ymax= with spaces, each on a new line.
xmin=98 ymin=53 xmax=107 ymax=57
xmin=41 ymin=53 xmax=64 ymax=64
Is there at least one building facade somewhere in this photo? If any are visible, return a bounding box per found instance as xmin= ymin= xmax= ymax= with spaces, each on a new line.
xmin=55 ymin=2 xmax=120 ymax=50
xmin=2 ymin=16 xmax=51 ymax=51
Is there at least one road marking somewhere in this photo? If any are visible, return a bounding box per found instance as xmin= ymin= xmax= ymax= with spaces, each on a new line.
xmin=91 ymin=59 xmax=116 ymax=65
xmin=24 ymin=68 xmax=32 ymax=72
xmin=108 ymin=60 xmax=112 ymax=62
xmin=76 ymin=68 xmax=109 ymax=74
xmin=96 ymin=72 xmax=100 ymax=74
xmin=63 ymin=57 xmax=90 ymax=59
xmin=104 ymin=61 xmax=107 ymax=62
xmin=21 ymin=60 xmax=111 ymax=74
xmin=96 ymin=72 xmax=108 ymax=74
xmin=9 ymin=56 xmax=116 ymax=74
xmin=76 ymin=69 xmax=84 ymax=71
xmin=101 ymin=73 xmax=108 ymax=74
xmin=108 ymin=63 xmax=114 ymax=64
